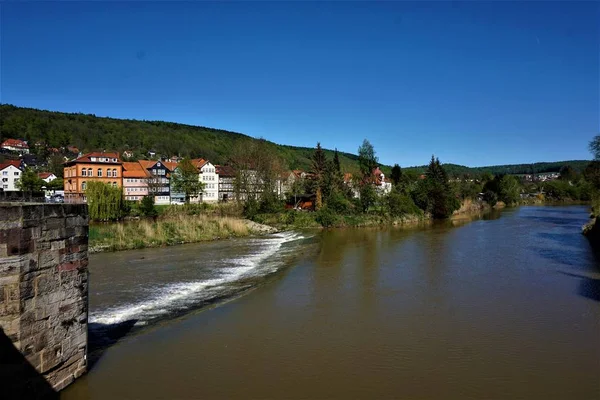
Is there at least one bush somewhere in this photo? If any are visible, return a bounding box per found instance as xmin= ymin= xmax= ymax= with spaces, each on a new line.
xmin=483 ymin=190 xmax=498 ymax=206
xmin=387 ymin=191 xmax=420 ymax=217
xmin=139 ymin=195 xmax=157 ymax=217
xmin=326 ymin=191 xmax=353 ymax=214
xmin=315 ymin=208 xmax=338 ymax=227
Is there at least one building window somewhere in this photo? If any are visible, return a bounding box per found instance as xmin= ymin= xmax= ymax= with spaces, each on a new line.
xmin=107 ymin=169 xmax=112 ymax=177
xmin=82 ymin=169 xmax=87 ymax=177
xmin=97 ymin=168 xmax=102 ymax=177
xmin=87 ymin=168 xmax=92 ymax=176
xmin=2 ymin=171 xmax=6 ymax=176
xmin=14 ymin=172 xmax=19 ymax=176
xmin=113 ymin=168 xmax=117 ymax=177
xmin=112 ymin=182 xmax=117 ymax=187
xmin=82 ymin=181 xmax=87 ymax=191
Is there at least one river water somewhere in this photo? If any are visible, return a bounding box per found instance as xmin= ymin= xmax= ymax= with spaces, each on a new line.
xmin=63 ymin=206 xmax=600 ymax=399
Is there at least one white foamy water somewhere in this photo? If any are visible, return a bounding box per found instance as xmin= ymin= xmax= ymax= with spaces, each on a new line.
xmin=90 ymin=232 xmax=305 ymax=326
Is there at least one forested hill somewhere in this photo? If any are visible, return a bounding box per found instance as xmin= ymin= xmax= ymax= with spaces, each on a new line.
xmin=0 ymin=104 xmax=589 ymax=176
xmin=404 ymin=161 xmax=591 ymax=176
xmin=0 ymin=104 xmax=360 ymax=172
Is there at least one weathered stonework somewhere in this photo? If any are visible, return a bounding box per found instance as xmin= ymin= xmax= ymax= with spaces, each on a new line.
xmin=0 ymin=203 xmax=88 ymax=393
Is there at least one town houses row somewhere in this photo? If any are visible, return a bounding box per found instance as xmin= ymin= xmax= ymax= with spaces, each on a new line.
xmin=60 ymin=151 xmax=393 ymax=204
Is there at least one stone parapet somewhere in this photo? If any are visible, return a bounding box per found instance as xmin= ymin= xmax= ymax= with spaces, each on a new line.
xmin=0 ymin=203 xmax=89 ymax=393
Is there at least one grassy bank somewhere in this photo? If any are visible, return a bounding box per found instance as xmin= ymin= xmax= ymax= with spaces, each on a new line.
xmin=89 ymin=214 xmax=252 ymax=253
xmin=251 ymin=209 xmax=430 ymax=230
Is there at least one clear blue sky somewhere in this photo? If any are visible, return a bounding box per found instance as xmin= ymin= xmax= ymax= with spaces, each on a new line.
xmin=1 ymin=1 xmax=598 ymax=167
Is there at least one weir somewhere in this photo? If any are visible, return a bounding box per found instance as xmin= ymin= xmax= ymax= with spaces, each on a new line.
xmin=0 ymin=203 xmax=89 ymax=396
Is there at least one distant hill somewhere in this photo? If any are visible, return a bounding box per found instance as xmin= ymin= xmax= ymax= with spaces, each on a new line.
xmin=0 ymin=104 xmax=589 ymax=176
xmin=0 ymin=104 xmax=361 ymax=173
xmin=404 ymin=160 xmax=590 ymax=177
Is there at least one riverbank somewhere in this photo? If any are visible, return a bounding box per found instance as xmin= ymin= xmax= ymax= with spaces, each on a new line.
xmin=89 ymin=215 xmax=278 ymax=253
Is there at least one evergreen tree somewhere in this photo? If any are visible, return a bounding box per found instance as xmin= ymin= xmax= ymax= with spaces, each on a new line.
xmin=412 ymin=155 xmax=460 ymax=219
xmin=391 ymin=164 xmax=402 ymax=185
xmin=357 ymin=139 xmax=378 ymax=178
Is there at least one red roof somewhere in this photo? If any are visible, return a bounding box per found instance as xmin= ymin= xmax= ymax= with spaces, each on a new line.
xmin=163 ymin=161 xmax=178 ymax=171
xmin=122 ymin=162 xmax=152 ymax=178
xmin=0 ymin=160 xmax=22 ymax=170
xmin=38 ymin=172 xmax=54 ymax=179
xmin=1 ymin=139 xmax=29 ymax=149
xmin=190 ymin=158 xmax=208 ymax=169
xmin=75 ymin=152 xmax=121 ymax=162
xmin=216 ymin=164 xmax=235 ymax=177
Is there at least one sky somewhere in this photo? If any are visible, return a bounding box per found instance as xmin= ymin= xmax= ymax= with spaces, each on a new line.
xmin=1 ymin=1 xmax=598 ymax=167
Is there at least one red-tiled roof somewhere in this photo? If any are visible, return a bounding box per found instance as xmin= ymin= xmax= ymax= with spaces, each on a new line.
xmin=1 ymin=139 xmax=29 ymax=149
xmin=163 ymin=161 xmax=178 ymax=171
xmin=0 ymin=160 xmax=22 ymax=170
xmin=75 ymin=152 xmax=121 ymax=163
xmin=343 ymin=173 xmax=353 ymax=183
xmin=38 ymin=172 xmax=54 ymax=179
xmin=190 ymin=158 xmax=208 ymax=169
xmin=216 ymin=165 xmax=235 ymax=177
xmin=67 ymin=146 xmax=79 ymax=154
xmin=122 ymin=162 xmax=152 ymax=178
xmin=137 ymin=160 xmax=156 ymax=170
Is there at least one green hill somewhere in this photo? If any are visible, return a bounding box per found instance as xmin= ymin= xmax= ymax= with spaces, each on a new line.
xmin=0 ymin=104 xmax=589 ymax=177
xmin=0 ymin=104 xmax=361 ymax=173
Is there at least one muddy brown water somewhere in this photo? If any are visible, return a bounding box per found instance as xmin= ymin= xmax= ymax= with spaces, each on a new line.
xmin=62 ymin=206 xmax=600 ymax=399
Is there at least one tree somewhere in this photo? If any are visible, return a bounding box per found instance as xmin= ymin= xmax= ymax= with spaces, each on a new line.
xmin=358 ymin=139 xmax=378 ymax=178
xmin=498 ymin=175 xmax=520 ymax=205
xmin=15 ymin=168 xmax=44 ymax=193
xmin=391 ymin=164 xmax=402 ymax=186
xmin=589 ymin=135 xmax=600 ymax=160
xmin=86 ymin=181 xmax=127 ymax=221
xmin=139 ymin=195 xmax=157 ymax=217
xmin=359 ymin=183 xmax=377 ymax=213
xmin=412 ymin=156 xmax=460 ymax=218
xmin=171 ymin=158 xmax=204 ymax=204
xmin=559 ymin=165 xmax=576 ymax=182
xmin=311 ymin=143 xmax=328 ymax=210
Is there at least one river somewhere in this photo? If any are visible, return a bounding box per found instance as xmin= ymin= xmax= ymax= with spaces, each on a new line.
xmin=62 ymin=206 xmax=600 ymax=399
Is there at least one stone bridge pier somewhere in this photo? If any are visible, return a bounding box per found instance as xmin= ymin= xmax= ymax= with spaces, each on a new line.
xmin=0 ymin=203 xmax=89 ymax=395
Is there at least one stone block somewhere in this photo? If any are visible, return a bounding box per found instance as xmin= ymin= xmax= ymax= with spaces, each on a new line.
xmin=40 ymin=345 xmax=62 ymax=373
xmin=43 ymin=205 xmax=65 ymax=219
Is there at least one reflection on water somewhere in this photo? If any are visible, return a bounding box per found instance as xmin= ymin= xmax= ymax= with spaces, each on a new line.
xmin=63 ymin=206 xmax=600 ymax=400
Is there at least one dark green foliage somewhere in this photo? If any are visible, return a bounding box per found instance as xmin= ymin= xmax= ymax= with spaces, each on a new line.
xmin=412 ymin=156 xmax=460 ymax=218
xmin=559 ymin=165 xmax=577 ymax=181
xmin=139 ymin=195 xmax=157 ymax=217
xmin=0 ymin=104 xmax=362 ymax=173
xmin=326 ymin=191 xmax=354 ymax=214
xmin=15 ymin=168 xmax=44 ymax=192
xmin=498 ymin=175 xmax=521 ymax=205
xmin=391 ymin=164 xmax=402 ymax=185
xmin=315 ymin=208 xmax=338 ymax=228
xmin=404 ymin=160 xmax=590 ymax=178
xmin=386 ymin=191 xmax=420 ymax=217
xmin=359 ymin=183 xmax=377 ymax=213
xmin=543 ymin=180 xmax=591 ymax=201
xmin=455 ymin=180 xmax=482 ymax=200
xmin=357 ymin=139 xmax=378 ymax=178
xmin=483 ymin=190 xmax=498 ymax=206
xmin=584 ymin=161 xmax=600 ymax=189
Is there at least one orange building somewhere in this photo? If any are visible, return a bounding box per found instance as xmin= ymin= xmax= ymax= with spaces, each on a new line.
xmin=64 ymin=152 xmax=123 ymax=203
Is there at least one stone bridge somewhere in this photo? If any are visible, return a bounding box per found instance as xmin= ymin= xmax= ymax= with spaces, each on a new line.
xmin=0 ymin=203 xmax=89 ymax=397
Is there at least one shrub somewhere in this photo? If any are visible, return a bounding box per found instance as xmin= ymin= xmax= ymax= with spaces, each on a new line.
xmin=387 ymin=191 xmax=420 ymax=217
xmin=483 ymin=190 xmax=498 ymax=206
xmin=139 ymin=195 xmax=157 ymax=217
xmin=315 ymin=208 xmax=338 ymax=227
xmin=326 ymin=191 xmax=353 ymax=214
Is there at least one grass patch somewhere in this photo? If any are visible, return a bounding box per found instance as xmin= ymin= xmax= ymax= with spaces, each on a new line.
xmin=89 ymin=214 xmax=250 ymax=252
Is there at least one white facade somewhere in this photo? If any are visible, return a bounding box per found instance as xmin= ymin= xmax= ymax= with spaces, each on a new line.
xmin=1 ymin=165 xmax=22 ymax=191
xmin=199 ymin=161 xmax=219 ymax=203
xmin=40 ymin=174 xmax=57 ymax=183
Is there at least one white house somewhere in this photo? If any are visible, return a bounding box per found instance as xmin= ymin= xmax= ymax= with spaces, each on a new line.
xmin=38 ymin=172 xmax=57 ymax=183
xmin=1 ymin=139 xmax=29 ymax=154
xmin=191 ymin=159 xmax=219 ymax=203
xmin=0 ymin=161 xmax=23 ymax=191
